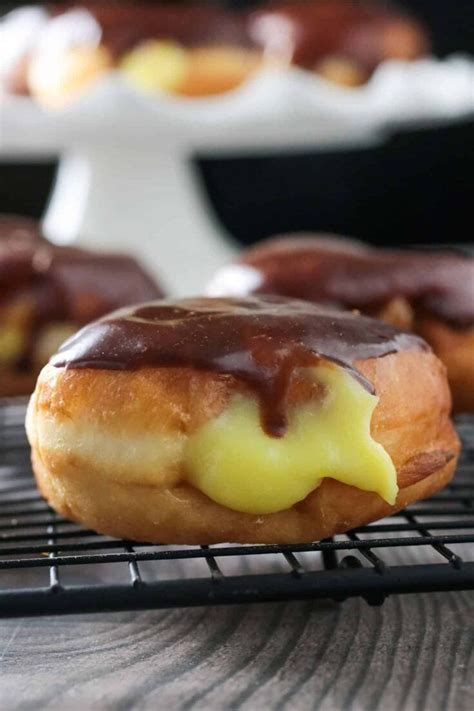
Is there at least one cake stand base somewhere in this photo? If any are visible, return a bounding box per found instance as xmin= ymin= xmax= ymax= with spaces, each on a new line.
xmin=43 ymin=146 xmax=238 ymax=296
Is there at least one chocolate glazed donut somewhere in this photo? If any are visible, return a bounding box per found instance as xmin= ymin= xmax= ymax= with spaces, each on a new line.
xmin=18 ymin=2 xmax=259 ymax=105
xmin=0 ymin=215 xmax=163 ymax=396
xmin=27 ymin=296 xmax=459 ymax=543
xmin=247 ymin=0 xmax=430 ymax=86
xmin=207 ymin=235 xmax=474 ymax=411
xmin=3 ymin=1 xmax=429 ymax=102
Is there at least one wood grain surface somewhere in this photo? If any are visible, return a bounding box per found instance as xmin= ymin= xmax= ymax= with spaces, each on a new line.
xmin=0 ymin=590 xmax=473 ymax=711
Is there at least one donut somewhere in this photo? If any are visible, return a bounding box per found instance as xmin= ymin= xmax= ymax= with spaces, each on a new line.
xmin=18 ymin=2 xmax=260 ymax=106
xmin=2 ymin=1 xmax=429 ymax=103
xmin=206 ymin=234 xmax=474 ymax=411
xmin=248 ymin=0 xmax=430 ymax=86
xmin=27 ymin=295 xmax=459 ymax=544
xmin=119 ymin=43 xmax=263 ymax=99
xmin=0 ymin=215 xmax=162 ymax=397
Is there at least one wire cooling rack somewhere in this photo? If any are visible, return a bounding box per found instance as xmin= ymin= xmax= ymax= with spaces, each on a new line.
xmin=0 ymin=399 xmax=473 ymax=617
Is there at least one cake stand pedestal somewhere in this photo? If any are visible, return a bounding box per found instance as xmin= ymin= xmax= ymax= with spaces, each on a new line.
xmin=43 ymin=145 xmax=236 ymax=295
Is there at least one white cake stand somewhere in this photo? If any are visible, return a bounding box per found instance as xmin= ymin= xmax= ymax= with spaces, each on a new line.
xmin=1 ymin=58 xmax=473 ymax=294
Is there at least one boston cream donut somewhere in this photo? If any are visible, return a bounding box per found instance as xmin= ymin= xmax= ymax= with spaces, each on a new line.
xmin=207 ymin=236 xmax=474 ymax=412
xmin=22 ymin=2 xmax=261 ymax=107
xmin=2 ymin=1 xmax=429 ymax=104
xmin=0 ymin=215 xmax=162 ymax=396
xmin=248 ymin=0 xmax=429 ymax=87
xmin=27 ymin=296 xmax=459 ymax=544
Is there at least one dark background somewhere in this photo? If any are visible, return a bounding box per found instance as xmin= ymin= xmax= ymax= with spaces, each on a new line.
xmin=1 ymin=0 xmax=473 ymax=246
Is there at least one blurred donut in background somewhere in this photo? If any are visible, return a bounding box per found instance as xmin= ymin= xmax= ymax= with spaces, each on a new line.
xmin=207 ymin=234 xmax=474 ymax=411
xmin=0 ymin=0 xmax=430 ymax=106
xmin=248 ymin=0 xmax=430 ymax=86
xmin=1 ymin=1 xmax=262 ymax=106
xmin=0 ymin=215 xmax=163 ymax=396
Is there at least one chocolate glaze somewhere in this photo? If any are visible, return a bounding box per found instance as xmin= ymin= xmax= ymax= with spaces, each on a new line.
xmin=0 ymin=215 xmax=162 ymax=367
xmin=248 ymin=0 xmax=429 ymax=72
xmin=51 ymin=295 xmax=427 ymax=437
xmin=0 ymin=214 xmax=45 ymax=246
xmin=47 ymin=2 xmax=252 ymax=57
xmin=218 ymin=235 xmax=474 ymax=329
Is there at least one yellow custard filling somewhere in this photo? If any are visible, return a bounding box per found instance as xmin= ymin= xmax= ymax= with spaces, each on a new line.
xmin=120 ymin=41 xmax=190 ymax=94
xmin=185 ymin=365 xmax=398 ymax=514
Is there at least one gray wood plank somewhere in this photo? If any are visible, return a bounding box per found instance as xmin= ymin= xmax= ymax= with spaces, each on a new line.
xmin=0 ymin=592 xmax=473 ymax=711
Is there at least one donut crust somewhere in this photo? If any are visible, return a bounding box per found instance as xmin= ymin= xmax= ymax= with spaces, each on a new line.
xmin=27 ymin=350 xmax=459 ymax=544
xmin=416 ymin=317 xmax=474 ymax=413
xmin=376 ymin=299 xmax=474 ymax=413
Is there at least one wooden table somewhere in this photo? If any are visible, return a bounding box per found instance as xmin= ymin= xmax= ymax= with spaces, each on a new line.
xmin=1 ymin=590 xmax=472 ymax=710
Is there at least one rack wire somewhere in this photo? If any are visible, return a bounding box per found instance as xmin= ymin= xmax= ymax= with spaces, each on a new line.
xmin=0 ymin=399 xmax=473 ymax=617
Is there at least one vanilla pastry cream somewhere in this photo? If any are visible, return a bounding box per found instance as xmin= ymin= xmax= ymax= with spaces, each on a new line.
xmin=30 ymin=363 xmax=397 ymax=513
xmin=120 ymin=40 xmax=190 ymax=93
xmin=185 ymin=365 xmax=397 ymax=513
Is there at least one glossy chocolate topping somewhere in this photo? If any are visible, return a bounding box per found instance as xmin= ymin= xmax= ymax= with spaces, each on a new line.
xmin=0 ymin=216 xmax=162 ymax=366
xmin=52 ymin=295 xmax=427 ymax=436
xmin=217 ymin=236 xmax=474 ymax=329
xmin=0 ymin=214 xmax=45 ymax=246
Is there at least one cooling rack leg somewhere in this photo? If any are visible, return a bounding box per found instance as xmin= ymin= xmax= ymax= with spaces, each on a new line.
xmin=321 ymin=545 xmax=338 ymax=570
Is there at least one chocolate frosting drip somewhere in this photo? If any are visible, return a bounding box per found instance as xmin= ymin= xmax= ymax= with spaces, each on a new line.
xmin=233 ymin=236 xmax=474 ymax=329
xmin=0 ymin=215 xmax=162 ymax=367
xmin=51 ymin=295 xmax=427 ymax=436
